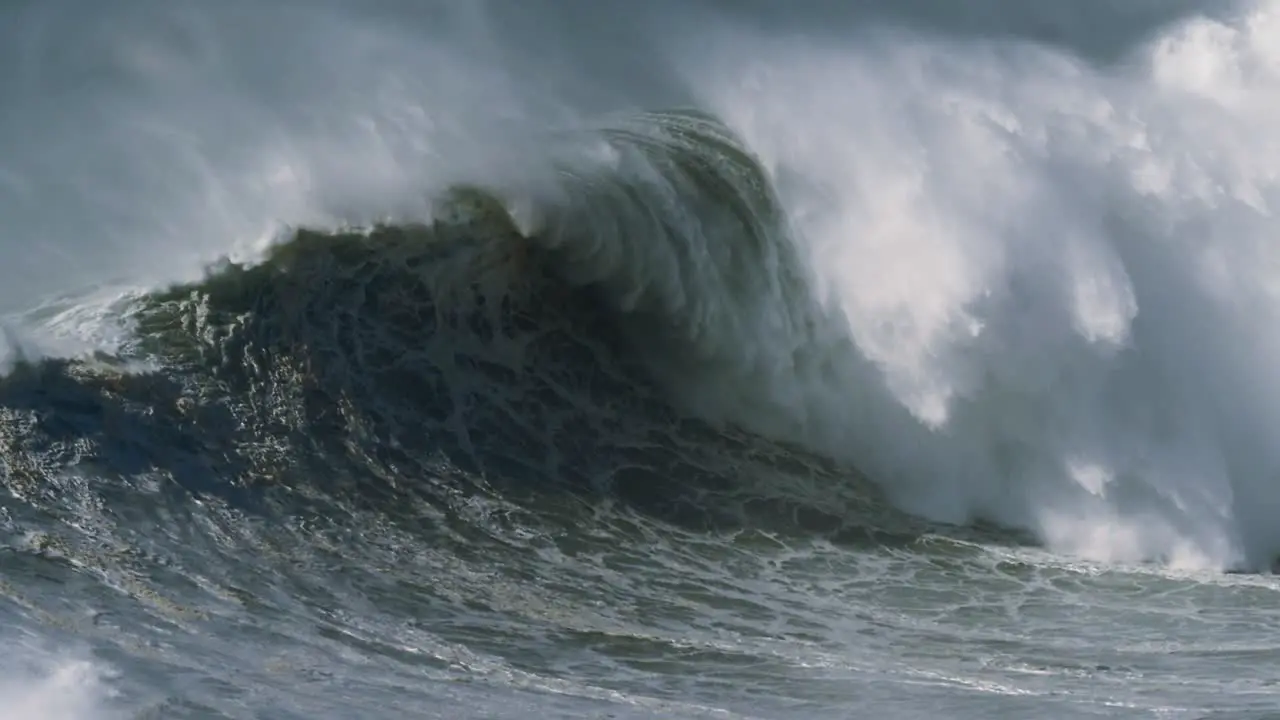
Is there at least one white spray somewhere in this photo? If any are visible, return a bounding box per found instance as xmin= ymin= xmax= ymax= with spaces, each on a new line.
xmin=4 ymin=0 xmax=1280 ymax=570
xmin=660 ymin=2 xmax=1280 ymax=569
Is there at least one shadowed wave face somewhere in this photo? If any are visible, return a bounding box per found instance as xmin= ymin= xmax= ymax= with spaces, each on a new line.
xmin=1 ymin=111 xmax=935 ymax=556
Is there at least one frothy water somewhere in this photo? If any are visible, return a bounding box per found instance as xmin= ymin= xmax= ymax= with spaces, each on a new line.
xmin=0 ymin=651 xmax=118 ymax=720
xmin=680 ymin=3 xmax=1280 ymax=570
xmin=2 ymin=1 xmax=1280 ymax=718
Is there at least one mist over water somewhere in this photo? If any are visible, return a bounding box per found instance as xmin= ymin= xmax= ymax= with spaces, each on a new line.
xmin=3 ymin=2 xmax=1280 ymax=718
xmin=682 ymin=2 xmax=1280 ymax=570
xmin=0 ymin=0 xmax=1222 ymax=306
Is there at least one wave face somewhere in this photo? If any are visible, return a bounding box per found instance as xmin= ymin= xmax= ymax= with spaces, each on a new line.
xmin=108 ymin=163 xmax=894 ymax=538
xmin=1 ymin=113 xmax=922 ymax=549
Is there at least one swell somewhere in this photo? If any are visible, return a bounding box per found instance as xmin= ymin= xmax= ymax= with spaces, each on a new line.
xmin=0 ymin=111 xmax=947 ymax=551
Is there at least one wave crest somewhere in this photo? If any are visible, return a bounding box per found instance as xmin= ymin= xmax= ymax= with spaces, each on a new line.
xmin=2 ymin=114 xmax=928 ymax=548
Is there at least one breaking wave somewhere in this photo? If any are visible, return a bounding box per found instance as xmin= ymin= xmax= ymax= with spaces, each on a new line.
xmin=7 ymin=2 xmax=1280 ymax=576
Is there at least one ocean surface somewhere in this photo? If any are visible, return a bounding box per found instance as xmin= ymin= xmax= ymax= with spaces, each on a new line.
xmin=2 ymin=1 xmax=1280 ymax=718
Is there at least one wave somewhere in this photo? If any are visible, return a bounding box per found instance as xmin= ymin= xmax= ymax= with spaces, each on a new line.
xmin=1 ymin=111 xmax=938 ymax=553
xmin=6 ymin=2 xmax=1280 ymax=574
